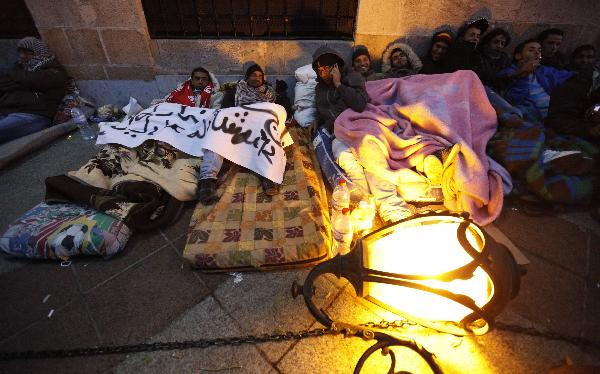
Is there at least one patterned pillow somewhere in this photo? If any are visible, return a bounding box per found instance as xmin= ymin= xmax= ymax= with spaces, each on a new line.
xmin=0 ymin=202 xmax=131 ymax=260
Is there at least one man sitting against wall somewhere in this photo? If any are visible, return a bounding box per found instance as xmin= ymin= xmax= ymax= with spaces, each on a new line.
xmin=0 ymin=37 xmax=68 ymax=144
xmin=538 ymin=28 xmax=569 ymax=70
xmin=195 ymin=63 xmax=280 ymax=203
xmin=164 ymin=66 xmax=224 ymax=205
xmin=311 ymin=45 xmax=414 ymax=223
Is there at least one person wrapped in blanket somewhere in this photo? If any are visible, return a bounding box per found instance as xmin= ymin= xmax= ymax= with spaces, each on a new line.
xmin=380 ymin=42 xmax=422 ymax=79
xmin=196 ymin=63 xmax=280 ymax=205
xmin=165 ymin=66 xmax=225 ymax=206
xmin=487 ymin=39 xmax=598 ymax=207
xmin=351 ymin=45 xmax=379 ymax=82
xmin=311 ymin=46 xmax=414 ymax=223
xmin=0 ymin=37 xmax=68 ymax=143
xmin=420 ymin=30 xmax=453 ymax=75
xmin=44 ymin=68 xmax=220 ymax=232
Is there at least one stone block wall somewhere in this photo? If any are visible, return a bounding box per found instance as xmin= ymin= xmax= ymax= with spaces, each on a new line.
xmin=22 ymin=0 xmax=155 ymax=80
xmin=355 ymin=0 xmax=600 ymax=69
xmin=0 ymin=0 xmax=597 ymax=106
xmin=3 ymin=0 xmax=598 ymax=80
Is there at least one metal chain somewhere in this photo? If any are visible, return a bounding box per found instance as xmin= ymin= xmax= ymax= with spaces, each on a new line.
xmin=2 ymin=318 xmax=599 ymax=361
xmin=495 ymin=322 xmax=600 ymax=350
xmin=0 ymin=327 xmax=332 ymax=361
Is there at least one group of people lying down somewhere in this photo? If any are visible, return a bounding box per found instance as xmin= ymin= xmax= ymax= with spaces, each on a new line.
xmin=3 ymin=16 xmax=600 ymax=228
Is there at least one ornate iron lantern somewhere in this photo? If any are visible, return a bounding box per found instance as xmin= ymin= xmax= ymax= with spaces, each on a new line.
xmin=296 ymin=212 xmax=523 ymax=336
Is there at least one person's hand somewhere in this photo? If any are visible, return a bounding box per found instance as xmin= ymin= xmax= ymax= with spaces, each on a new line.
xmin=516 ymin=60 xmax=540 ymax=77
xmin=331 ymin=64 xmax=342 ymax=88
xmin=589 ymin=124 xmax=600 ymax=137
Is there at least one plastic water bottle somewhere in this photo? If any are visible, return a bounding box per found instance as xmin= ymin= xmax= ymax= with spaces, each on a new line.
xmin=331 ymin=179 xmax=350 ymax=222
xmin=332 ymin=208 xmax=353 ymax=256
xmin=351 ymin=197 xmax=376 ymax=235
xmin=71 ymin=107 xmax=96 ymax=141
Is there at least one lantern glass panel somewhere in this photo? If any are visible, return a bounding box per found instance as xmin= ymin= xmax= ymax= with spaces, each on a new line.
xmin=362 ymin=216 xmax=494 ymax=322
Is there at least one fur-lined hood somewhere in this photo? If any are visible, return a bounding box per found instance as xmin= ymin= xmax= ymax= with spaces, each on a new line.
xmin=381 ymin=42 xmax=422 ymax=74
xmin=208 ymin=71 xmax=221 ymax=91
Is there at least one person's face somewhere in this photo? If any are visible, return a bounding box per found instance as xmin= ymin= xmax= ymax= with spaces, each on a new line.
xmin=490 ymin=34 xmax=508 ymax=51
xmin=572 ymin=49 xmax=597 ymax=70
xmin=352 ymin=55 xmax=371 ymax=74
xmin=541 ymin=34 xmax=563 ymax=58
xmin=391 ymin=50 xmax=408 ymax=68
xmin=246 ymin=70 xmax=264 ymax=88
xmin=18 ymin=48 xmax=34 ymax=63
xmin=191 ymin=71 xmax=210 ymax=90
xmin=463 ymin=27 xmax=481 ymax=45
xmin=430 ymin=41 xmax=449 ymax=62
xmin=516 ymin=42 xmax=542 ymax=66
xmin=316 ymin=62 xmax=333 ymax=83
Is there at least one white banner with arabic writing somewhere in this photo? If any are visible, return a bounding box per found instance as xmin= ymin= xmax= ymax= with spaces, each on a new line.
xmin=97 ymin=102 xmax=292 ymax=183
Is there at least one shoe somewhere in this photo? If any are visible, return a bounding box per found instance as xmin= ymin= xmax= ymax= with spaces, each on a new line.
xmin=422 ymin=154 xmax=444 ymax=185
xmin=197 ymin=178 xmax=219 ymax=205
xmin=261 ymin=177 xmax=280 ymax=196
xmin=541 ymin=149 xmax=595 ymax=176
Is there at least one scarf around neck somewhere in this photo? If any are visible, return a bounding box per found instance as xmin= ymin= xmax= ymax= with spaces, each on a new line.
xmin=234 ymin=80 xmax=275 ymax=106
xmin=17 ymin=37 xmax=55 ymax=72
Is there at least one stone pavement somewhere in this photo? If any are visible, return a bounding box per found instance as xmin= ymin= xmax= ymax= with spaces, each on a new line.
xmin=1 ymin=132 xmax=599 ymax=374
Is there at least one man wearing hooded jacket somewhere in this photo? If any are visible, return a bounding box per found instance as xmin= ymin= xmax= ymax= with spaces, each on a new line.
xmin=311 ymin=45 xmax=413 ymax=223
xmin=0 ymin=37 xmax=68 ymax=143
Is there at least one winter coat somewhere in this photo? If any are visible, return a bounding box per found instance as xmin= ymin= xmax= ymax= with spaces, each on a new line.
xmin=0 ymin=59 xmax=68 ymax=118
xmin=165 ymin=72 xmax=223 ymax=109
xmin=440 ymin=39 xmax=504 ymax=88
xmin=312 ymin=45 xmax=369 ymax=133
xmin=546 ymin=67 xmax=600 ymax=139
xmin=380 ymin=43 xmax=422 ymax=78
xmin=498 ymin=64 xmax=576 ymax=109
xmin=541 ymin=51 xmax=569 ymax=70
xmin=419 ymin=55 xmax=445 ymax=75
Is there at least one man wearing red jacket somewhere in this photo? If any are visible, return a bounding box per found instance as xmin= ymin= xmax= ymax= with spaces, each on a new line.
xmin=165 ymin=67 xmax=223 ymax=109
xmin=164 ymin=67 xmax=224 ymax=205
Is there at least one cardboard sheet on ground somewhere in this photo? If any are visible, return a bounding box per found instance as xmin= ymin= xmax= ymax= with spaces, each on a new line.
xmin=97 ymin=102 xmax=292 ymax=183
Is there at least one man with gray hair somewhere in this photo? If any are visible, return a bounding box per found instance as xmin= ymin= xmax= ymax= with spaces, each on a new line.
xmin=0 ymin=37 xmax=68 ymax=143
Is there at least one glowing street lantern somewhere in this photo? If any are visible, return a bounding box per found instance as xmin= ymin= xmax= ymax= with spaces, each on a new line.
xmin=295 ymin=213 xmax=522 ymax=336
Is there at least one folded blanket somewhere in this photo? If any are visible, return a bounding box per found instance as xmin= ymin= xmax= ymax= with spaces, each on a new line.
xmin=46 ymin=175 xmax=183 ymax=231
xmin=335 ymin=71 xmax=505 ymax=225
xmin=183 ymin=127 xmax=330 ymax=271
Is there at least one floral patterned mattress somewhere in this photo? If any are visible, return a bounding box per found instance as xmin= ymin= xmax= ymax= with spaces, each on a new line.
xmin=183 ymin=127 xmax=331 ymax=271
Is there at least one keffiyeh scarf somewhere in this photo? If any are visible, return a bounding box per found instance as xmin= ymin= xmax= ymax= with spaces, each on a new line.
xmin=234 ymin=80 xmax=275 ymax=106
xmin=17 ymin=37 xmax=55 ymax=72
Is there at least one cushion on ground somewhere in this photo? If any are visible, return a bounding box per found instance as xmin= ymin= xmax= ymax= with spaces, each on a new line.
xmin=0 ymin=120 xmax=77 ymax=170
xmin=0 ymin=202 xmax=131 ymax=260
xmin=184 ymin=127 xmax=331 ymax=271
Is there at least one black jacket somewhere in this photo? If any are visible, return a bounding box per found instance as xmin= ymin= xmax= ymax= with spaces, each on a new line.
xmin=546 ymin=67 xmax=600 ymax=139
xmin=0 ymin=60 xmax=68 ymax=118
xmin=541 ymin=52 xmax=569 ymax=70
xmin=312 ymin=46 xmax=368 ymax=133
xmin=420 ymin=55 xmax=445 ymax=75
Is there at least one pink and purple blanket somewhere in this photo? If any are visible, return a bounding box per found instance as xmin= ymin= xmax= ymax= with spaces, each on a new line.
xmin=334 ymin=70 xmax=506 ymax=225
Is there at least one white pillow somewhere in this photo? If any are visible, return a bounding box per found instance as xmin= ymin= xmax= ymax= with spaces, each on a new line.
xmin=294 ymin=64 xmax=317 ymax=84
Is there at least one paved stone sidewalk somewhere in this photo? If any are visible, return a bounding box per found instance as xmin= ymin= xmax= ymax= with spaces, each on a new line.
xmin=1 ymin=132 xmax=599 ymax=373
